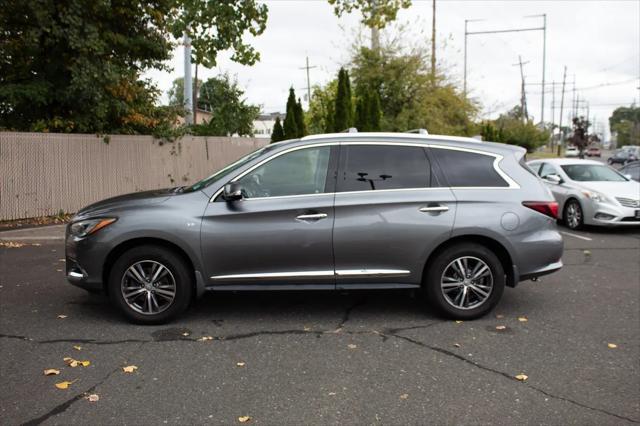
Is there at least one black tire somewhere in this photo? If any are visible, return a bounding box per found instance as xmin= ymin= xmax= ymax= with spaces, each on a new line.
xmin=108 ymin=245 xmax=193 ymax=324
xmin=563 ymin=199 xmax=583 ymax=230
xmin=607 ymin=158 xmax=613 ymax=165
xmin=423 ymin=243 xmax=505 ymax=320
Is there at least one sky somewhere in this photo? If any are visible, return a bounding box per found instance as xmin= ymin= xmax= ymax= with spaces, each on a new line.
xmin=143 ymin=0 xmax=640 ymax=140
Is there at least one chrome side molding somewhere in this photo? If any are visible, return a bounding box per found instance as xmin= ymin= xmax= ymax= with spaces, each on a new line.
xmin=211 ymin=269 xmax=411 ymax=280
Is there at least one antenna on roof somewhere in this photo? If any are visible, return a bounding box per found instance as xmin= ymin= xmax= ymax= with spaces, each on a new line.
xmin=341 ymin=127 xmax=358 ymax=133
xmin=405 ymin=128 xmax=429 ymax=135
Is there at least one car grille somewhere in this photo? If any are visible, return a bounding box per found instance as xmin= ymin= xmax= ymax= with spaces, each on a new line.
xmin=616 ymin=197 xmax=640 ymax=208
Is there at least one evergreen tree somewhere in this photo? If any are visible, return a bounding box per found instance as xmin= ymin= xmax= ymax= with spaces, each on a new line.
xmin=355 ymin=92 xmax=370 ymax=131
xmin=271 ymin=117 xmax=285 ymax=142
xmin=334 ymin=68 xmax=351 ymax=132
xmin=295 ymin=98 xmax=307 ymax=137
xmin=344 ymin=69 xmax=354 ymax=126
xmin=368 ymin=89 xmax=381 ymax=131
xmin=283 ymin=87 xmax=298 ymax=139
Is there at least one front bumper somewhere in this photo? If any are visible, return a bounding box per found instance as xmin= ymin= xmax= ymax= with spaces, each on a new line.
xmin=65 ymin=225 xmax=106 ymax=292
xmin=583 ymin=200 xmax=640 ymax=226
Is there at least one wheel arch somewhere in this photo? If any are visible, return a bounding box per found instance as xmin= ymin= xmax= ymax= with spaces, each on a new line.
xmin=422 ymin=235 xmax=516 ymax=288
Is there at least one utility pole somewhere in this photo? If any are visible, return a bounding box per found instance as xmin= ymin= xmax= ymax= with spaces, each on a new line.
xmin=431 ymin=0 xmax=436 ymax=77
xmin=571 ymin=75 xmax=576 ymax=120
xmin=557 ymin=66 xmax=567 ymax=156
xmin=299 ymin=57 xmax=317 ymax=108
xmin=540 ymin=14 xmax=547 ymax=126
xmin=513 ymin=56 xmax=530 ymax=121
xmin=551 ymin=80 xmax=555 ymax=149
xmin=183 ymin=32 xmax=193 ymax=125
xmin=371 ymin=0 xmax=380 ymax=51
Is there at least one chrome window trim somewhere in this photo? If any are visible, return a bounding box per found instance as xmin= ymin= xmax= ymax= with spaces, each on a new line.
xmin=209 ymin=141 xmax=520 ymax=202
xmin=211 ymin=269 xmax=411 ymax=280
xmin=335 ymin=269 xmax=411 ymax=276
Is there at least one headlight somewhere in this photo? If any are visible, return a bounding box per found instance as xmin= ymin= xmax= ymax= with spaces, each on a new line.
xmin=70 ymin=218 xmax=117 ymax=238
xmin=581 ymin=190 xmax=606 ymax=203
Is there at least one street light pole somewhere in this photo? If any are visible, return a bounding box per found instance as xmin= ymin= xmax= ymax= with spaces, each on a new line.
xmin=183 ymin=32 xmax=193 ymax=125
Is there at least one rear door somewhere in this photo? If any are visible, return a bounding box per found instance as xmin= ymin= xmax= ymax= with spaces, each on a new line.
xmin=332 ymin=143 xmax=456 ymax=288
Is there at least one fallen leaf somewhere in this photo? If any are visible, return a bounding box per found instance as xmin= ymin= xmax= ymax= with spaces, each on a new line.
xmin=347 ymin=344 xmax=357 ymax=349
xmin=197 ymin=336 xmax=213 ymax=342
xmin=515 ymin=374 xmax=528 ymax=382
xmin=328 ymin=392 xmax=337 ymax=396
xmin=182 ymin=332 xmax=190 ymax=337
xmin=58 ymin=258 xmax=66 ymax=262
xmin=73 ymin=345 xmax=82 ymax=351
xmin=238 ymin=415 xmax=251 ymax=423
xmin=86 ymin=394 xmax=99 ymax=402
xmin=56 ymin=269 xmax=63 ymax=272
xmin=43 ymin=369 xmax=60 ymax=376
xmin=400 ymin=393 xmax=409 ymax=400
xmin=80 ymin=361 xmax=90 ymax=367
xmin=517 ymin=316 xmax=528 ymax=322
xmin=453 ymin=343 xmax=461 ymax=348
xmin=303 ymin=326 xmax=311 ymax=331
xmin=57 ymin=315 xmax=67 ymax=319
xmin=607 ymin=343 xmax=617 ymax=349
xmin=496 ymin=325 xmax=507 ymax=331
xmin=122 ymin=365 xmax=138 ymax=373
xmin=55 ymin=380 xmax=74 ymax=389
xmin=236 ymin=362 xmax=246 ymax=367
xmin=495 ymin=314 xmax=504 ymax=319
xmin=455 ymin=320 xmax=463 ymax=324
xmin=0 ymin=241 xmax=26 ymax=248
xmin=583 ymin=250 xmax=591 ymax=255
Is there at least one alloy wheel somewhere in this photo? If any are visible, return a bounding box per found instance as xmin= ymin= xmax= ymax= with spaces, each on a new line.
xmin=440 ymin=256 xmax=494 ymax=310
xmin=566 ymin=202 xmax=582 ymax=229
xmin=120 ymin=260 xmax=176 ymax=315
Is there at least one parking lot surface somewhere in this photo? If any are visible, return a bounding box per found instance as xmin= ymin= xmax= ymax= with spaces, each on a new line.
xmin=1 ymin=224 xmax=639 ymax=425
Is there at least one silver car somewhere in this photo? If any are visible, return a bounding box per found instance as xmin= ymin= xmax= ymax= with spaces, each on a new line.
xmin=66 ymin=132 xmax=563 ymax=324
xmin=527 ymin=158 xmax=640 ymax=229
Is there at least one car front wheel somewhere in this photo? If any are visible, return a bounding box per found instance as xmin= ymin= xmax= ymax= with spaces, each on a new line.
xmin=563 ymin=199 xmax=583 ymax=230
xmin=424 ymin=243 xmax=505 ymax=320
xmin=108 ymin=245 xmax=193 ymax=324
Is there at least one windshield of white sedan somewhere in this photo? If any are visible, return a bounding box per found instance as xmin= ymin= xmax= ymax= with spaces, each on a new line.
xmin=561 ymin=165 xmax=627 ymax=182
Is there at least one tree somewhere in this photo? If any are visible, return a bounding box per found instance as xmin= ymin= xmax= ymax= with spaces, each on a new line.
xmin=609 ymin=105 xmax=640 ymax=146
xmin=295 ymin=98 xmax=307 ymax=137
xmin=190 ymin=74 xmax=259 ymax=136
xmin=167 ymin=77 xmax=203 ymax=107
xmin=271 ymin=117 xmax=285 ymax=143
xmin=569 ymin=116 xmax=590 ymax=157
xmin=334 ymin=68 xmax=353 ymax=131
xmin=368 ymin=89 xmax=382 ymax=131
xmin=480 ymin=106 xmax=549 ymax=152
xmin=283 ymin=88 xmax=299 ymax=139
xmin=307 ymin=82 xmax=337 ymax=134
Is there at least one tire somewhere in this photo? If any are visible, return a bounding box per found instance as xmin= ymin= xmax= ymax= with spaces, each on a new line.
xmin=607 ymin=159 xmax=613 ymax=165
xmin=423 ymin=243 xmax=505 ymax=320
xmin=108 ymin=245 xmax=193 ymax=324
xmin=563 ymin=199 xmax=583 ymax=230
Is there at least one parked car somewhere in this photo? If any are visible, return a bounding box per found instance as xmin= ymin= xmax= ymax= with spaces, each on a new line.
xmin=586 ymin=146 xmax=601 ymax=157
xmin=608 ymin=149 xmax=638 ymax=165
xmin=619 ymin=161 xmax=640 ymax=182
xmin=67 ymin=132 xmax=564 ymax=324
xmin=565 ymin=146 xmax=579 ymax=158
xmin=527 ymin=158 xmax=640 ymax=229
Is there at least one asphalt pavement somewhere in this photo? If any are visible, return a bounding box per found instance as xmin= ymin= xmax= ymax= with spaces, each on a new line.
xmin=1 ymin=224 xmax=639 ymax=425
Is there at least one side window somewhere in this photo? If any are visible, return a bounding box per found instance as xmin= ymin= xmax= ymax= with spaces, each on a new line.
xmin=237 ymin=146 xmax=331 ymax=198
xmin=538 ymin=162 xmax=557 ymax=178
xmin=430 ymin=148 xmax=509 ymax=187
xmin=627 ymin=165 xmax=640 ymax=181
xmin=337 ymin=145 xmax=431 ymax=192
xmin=527 ymin=162 xmax=542 ymax=174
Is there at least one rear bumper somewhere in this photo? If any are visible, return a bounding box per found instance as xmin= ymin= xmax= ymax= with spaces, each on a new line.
xmin=520 ymin=260 xmax=563 ymax=281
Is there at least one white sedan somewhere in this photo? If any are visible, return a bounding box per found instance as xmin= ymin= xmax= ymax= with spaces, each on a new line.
xmin=564 ymin=146 xmax=579 ymax=158
xmin=527 ymin=158 xmax=640 ymax=229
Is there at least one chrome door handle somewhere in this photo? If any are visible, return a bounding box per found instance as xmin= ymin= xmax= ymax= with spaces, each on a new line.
xmin=419 ymin=205 xmax=449 ymax=213
xmin=296 ymin=213 xmax=328 ymax=220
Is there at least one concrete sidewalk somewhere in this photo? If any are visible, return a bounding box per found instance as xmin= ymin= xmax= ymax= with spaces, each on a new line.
xmin=0 ymin=224 xmax=65 ymax=241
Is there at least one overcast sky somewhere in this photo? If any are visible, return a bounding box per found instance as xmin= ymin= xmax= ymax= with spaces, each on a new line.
xmin=144 ymin=0 xmax=640 ymax=139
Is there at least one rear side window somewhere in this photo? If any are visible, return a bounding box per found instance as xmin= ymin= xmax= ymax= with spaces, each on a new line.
xmin=430 ymin=148 xmax=509 ymax=187
xmin=338 ymin=145 xmax=430 ymax=192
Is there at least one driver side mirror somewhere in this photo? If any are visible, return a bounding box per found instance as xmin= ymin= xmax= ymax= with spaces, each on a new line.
xmin=544 ymin=174 xmax=563 ymax=184
xmin=223 ymin=182 xmax=243 ymax=201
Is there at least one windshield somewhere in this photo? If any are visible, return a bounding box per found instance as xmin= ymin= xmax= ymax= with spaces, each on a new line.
xmin=561 ymin=164 xmax=628 ymax=182
xmin=182 ymin=145 xmax=274 ymax=192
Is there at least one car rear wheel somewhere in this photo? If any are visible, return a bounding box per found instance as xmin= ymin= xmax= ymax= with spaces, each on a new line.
xmin=563 ymin=199 xmax=583 ymax=230
xmin=424 ymin=243 xmax=505 ymax=320
xmin=108 ymin=245 xmax=193 ymax=324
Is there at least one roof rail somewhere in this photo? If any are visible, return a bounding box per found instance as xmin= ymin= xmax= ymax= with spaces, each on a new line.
xmin=405 ymin=128 xmax=429 ymax=135
xmin=341 ymin=127 xmax=358 ymax=133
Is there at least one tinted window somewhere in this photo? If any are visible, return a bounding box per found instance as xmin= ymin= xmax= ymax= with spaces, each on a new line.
xmin=237 ymin=146 xmax=331 ymax=198
xmin=538 ymin=162 xmax=558 ymax=178
xmin=431 ymin=148 xmax=509 ymax=187
xmin=338 ymin=145 xmax=430 ymax=192
xmin=625 ymin=165 xmax=640 ymax=181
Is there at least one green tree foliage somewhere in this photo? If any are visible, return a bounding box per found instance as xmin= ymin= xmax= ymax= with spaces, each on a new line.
xmin=0 ymin=0 xmax=268 ymax=135
xmin=334 ymin=68 xmax=354 ymax=131
xmin=271 ymin=117 xmax=285 ymax=143
xmin=328 ymin=0 xmax=411 ymax=29
xmin=480 ymin=106 xmax=549 ymax=153
xmin=609 ymin=105 xmax=640 ymax=146
xmin=307 ymin=82 xmax=337 ymax=134
xmin=190 ymin=74 xmax=259 ymax=136
xmin=283 ymin=88 xmax=299 ymax=139
xmin=295 ymin=98 xmax=307 ymax=137
xmin=167 ymin=77 xmax=204 ymax=107
xmin=569 ymin=116 xmax=590 ymax=155
xmin=354 ymin=89 xmax=381 ymax=131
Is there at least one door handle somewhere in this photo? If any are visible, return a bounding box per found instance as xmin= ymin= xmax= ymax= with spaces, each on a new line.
xmin=296 ymin=213 xmax=328 ymax=220
xmin=419 ymin=205 xmax=449 ymax=213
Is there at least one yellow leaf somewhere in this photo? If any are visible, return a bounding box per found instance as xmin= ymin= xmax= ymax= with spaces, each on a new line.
xmin=197 ymin=336 xmax=213 ymax=342
xmin=73 ymin=345 xmax=82 ymax=351
xmin=182 ymin=332 xmax=190 ymax=337
xmin=80 ymin=361 xmax=90 ymax=367
xmin=496 ymin=325 xmax=507 ymax=330
xmin=238 ymin=416 xmax=251 ymax=423
xmin=607 ymin=343 xmax=617 ymax=349
xmin=236 ymin=362 xmax=246 ymax=367
xmin=517 ymin=316 xmax=528 ymax=322
xmin=122 ymin=365 xmax=138 ymax=373
xmin=43 ymin=369 xmax=60 ymax=376
xmin=455 ymin=320 xmax=463 ymax=324
xmin=86 ymin=394 xmax=99 ymax=402
xmin=303 ymin=326 xmax=311 ymax=331
xmin=55 ymin=381 xmax=74 ymax=389
xmin=400 ymin=393 xmax=409 ymax=400
xmin=57 ymin=315 xmax=67 ymax=319
xmin=515 ymin=374 xmax=528 ymax=382
xmin=453 ymin=343 xmax=461 ymax=348
xmin=347 ymin=344 xmax=357 ymax=349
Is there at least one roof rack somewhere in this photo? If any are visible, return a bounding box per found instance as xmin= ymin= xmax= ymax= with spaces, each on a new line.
xmin=341 ymin=127 xmax=358 ymax=133
xmin=405 ymin=128 xmax=429 ymax=135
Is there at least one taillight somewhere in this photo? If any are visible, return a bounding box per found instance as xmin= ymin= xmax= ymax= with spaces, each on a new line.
xmin=523 ymin=201 xmax=558 ymax=219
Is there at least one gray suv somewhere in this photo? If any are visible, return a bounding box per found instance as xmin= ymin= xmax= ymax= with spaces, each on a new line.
xmin=66 ymin=132 xmax=563 ymax=324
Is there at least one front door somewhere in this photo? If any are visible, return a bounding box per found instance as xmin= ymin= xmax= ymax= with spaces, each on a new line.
xmin=201 ymin=145 xmax=338 ymax=288
xmin=332 ymin=143 xmax=456 ymax=289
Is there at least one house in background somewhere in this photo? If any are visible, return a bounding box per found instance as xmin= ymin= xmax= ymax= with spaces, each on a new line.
xmin=253 ymin=112 xmax=284 ymax=138
xmin=175 ymin=108 xmax=214 ymax=126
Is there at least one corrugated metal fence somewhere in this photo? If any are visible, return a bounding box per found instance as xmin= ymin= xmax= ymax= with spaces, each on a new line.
xmin=0 ymin=132 xmax=269 ymax=220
